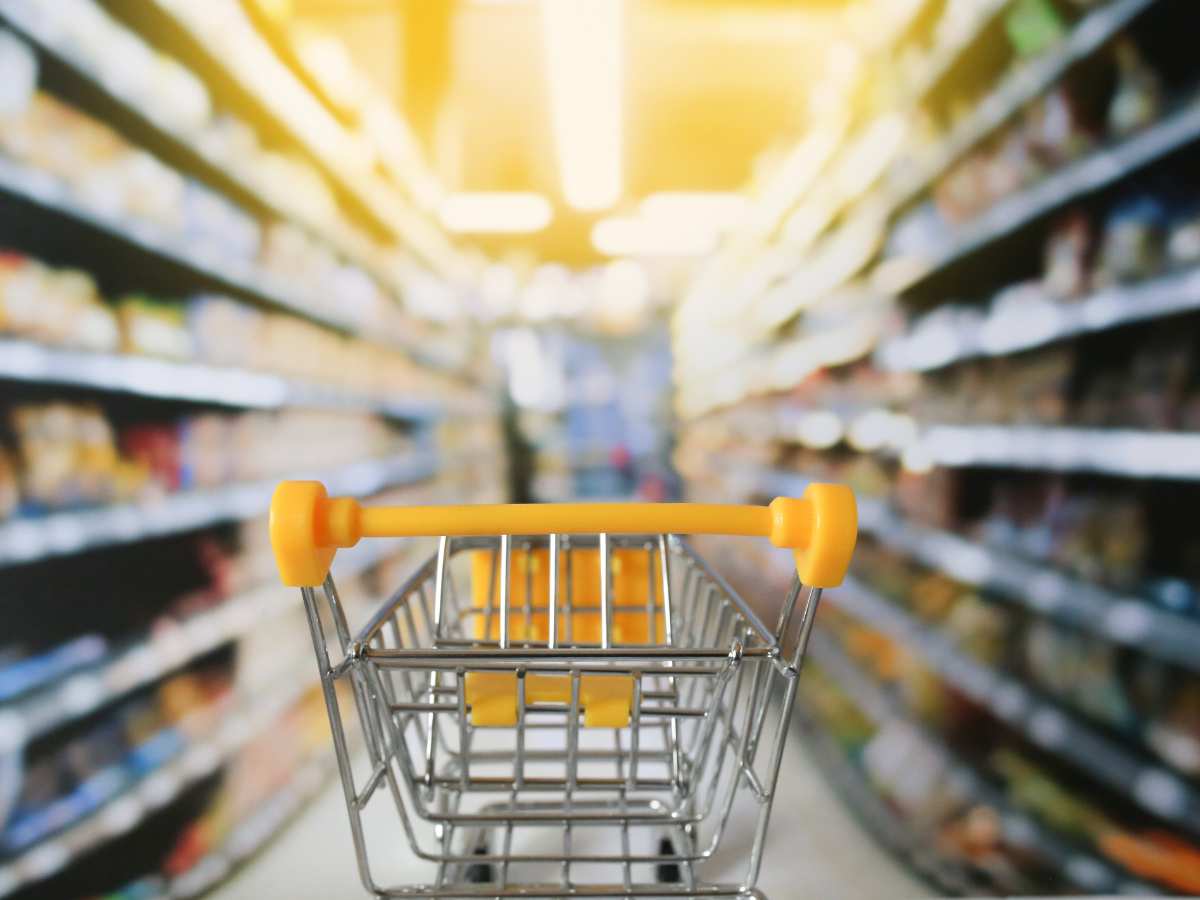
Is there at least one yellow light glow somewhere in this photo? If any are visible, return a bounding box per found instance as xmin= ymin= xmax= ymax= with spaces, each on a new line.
xmin=250 ymin=0 xmax=292 ymax=22
xmin=593 ymin=259 xmax=650 ymax=332
xmin=540 ymin=0 xmax=623 ymax=212
xmin=439 ymin=192 xmax=553 ymax=234
xmin=592 ymin=216 xmax=717 ymax=258
xmin=640 ymin=192 xmax=749 ymax=230
xmin=293 ymin=31 xmax=368 ymax=111
xmin=825 ymin=40 xmax=861 ymax=82
xmin=362 ymin=100 xmax=444 ymax=213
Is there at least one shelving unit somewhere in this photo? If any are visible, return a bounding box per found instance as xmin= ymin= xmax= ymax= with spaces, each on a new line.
xmin=878 ymin=263 xmax=1200 ymax=371
xmin=0 ymin=5 xmax=465 ymax=374
xmin=164 ymin=754 xmax=332 ymax=900
xmin=793 ymin=708 xmax=983 ymax=898
xmin=676 ymin=0 xmax=1200 ymax=892
xmin=831 ymin=576 xmax=1200 ymax=833
xmin=898 ymin=92 xmax=1200 ymax=294
xmin=0 ymin=155 xmax=372 ymax=347
xmin=885 ymin=0 xmax=1159 ymax=217
xmin=130 ymin=0 xmax=459 ymax=280
xmin=0 ymin=337 xmax=444 ymax=419
xmin=0 ymin=1 xmax=343 ymax=243
xmin=0 ymin=662 xmax=318 ymax=898
xmin=758 ymin=466 xmax=1200 ymax=673
xmin=0 ymin=3 xmax=506 ymax=896
xmin=676 ymin=0 xmax=1173 ymax=416
xmin=0 ymin=534 xmax=400 ymax=752
xmin=805 ymin=633 xmax=1151 ymax=895
xmin=0 ymin=451 xmax=434 ymax=567
xmin=741 ymin=403 xmax=1200 ymax=481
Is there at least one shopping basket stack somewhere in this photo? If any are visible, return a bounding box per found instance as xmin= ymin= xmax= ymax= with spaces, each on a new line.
xmin=270 ymin=482 xmax=857 ymax=898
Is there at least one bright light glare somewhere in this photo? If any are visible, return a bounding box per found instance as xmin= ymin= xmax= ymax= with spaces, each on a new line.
xmin=826 ymin=40 xmax=861 ymax=82
xmin=640 ymin=192 xmax=749 ymax=230
xmin=847 ymin=408 xmax=894 ymax=452
xmin=294 ymin=31 xmax=368 ymax=110
xmin=540 ymin=0 xmax=623 ymax=211
xmin=595 ymin=259 xmax=650 ymax=332
xmin=796 ymin=411 xmax=843 ymax=449
xmin=592 ymin=216 xmax=717 ymax=258
xmin=438 ymin=193 xmax=552 ymax=234
xmin=900 ymin=444 xmax=934 ymax=474
xmin=479 ymin=263 xmax=519 ymax=318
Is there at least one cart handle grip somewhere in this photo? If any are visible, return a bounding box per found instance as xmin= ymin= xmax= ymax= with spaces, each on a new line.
xmin=270 ymin=481 xmax=856 ymax=589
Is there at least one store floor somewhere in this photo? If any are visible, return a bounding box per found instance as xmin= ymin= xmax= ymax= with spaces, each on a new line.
xmin=210 ymin=739 xmax=925 ymax=899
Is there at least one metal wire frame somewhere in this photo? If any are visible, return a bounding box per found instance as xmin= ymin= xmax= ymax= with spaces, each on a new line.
xmin=301 ymin=533 xmax=824 ymax=898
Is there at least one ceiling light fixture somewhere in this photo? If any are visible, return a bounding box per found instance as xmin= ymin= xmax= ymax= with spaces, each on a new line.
xmin=540 ymin=0 xmax=624 ymax=212
xmin=639 ymin=192 xmax=749 ymax=230
xmin=438 ymin=192 xmax=553 ymax=234
xmin=591 ymin=215 xmax=718 ymax=258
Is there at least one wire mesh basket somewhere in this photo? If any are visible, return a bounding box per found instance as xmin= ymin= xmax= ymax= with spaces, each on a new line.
xmin=270 ymin=483 xmax=857 ymax=898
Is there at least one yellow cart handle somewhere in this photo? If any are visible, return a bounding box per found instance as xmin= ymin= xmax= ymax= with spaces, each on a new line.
xmin=270 ymin=480 xmax=856 ymax=589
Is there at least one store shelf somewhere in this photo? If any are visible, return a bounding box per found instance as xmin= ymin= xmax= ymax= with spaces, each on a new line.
xmin=737 ymin=0 xmax=1159 ymax=332
xmin=830 ymin=575 xmax=1200 ymax=836
xmin=0 ymin=337 xmax=441 ymax=420
xmin=0 ymin=535 xmax=399 ymax=752
xmin=137 ymin=0 xmax=460 ymax=280
xmin=878 ymin=265 xmax=1200 ymax=372
xmin=0 ymin=3 xmax=297 ymax=223
xmin=760 ymin=400 xmax=1200 ymax=481
xmin=892 ymin=0 xmax=1158 ymax=215
xmin=806 ymin=633 xmax=1151 ymax=895
xmin=166 ymin=754 xmax=333 ymax=900
xmin=0 ymin=2 xmax=399 ymax=309
xmin=905 ymin=1 xmax=1013 ymax=107
xmin=810 ymin=0 xmax=1014 ymax=229
xmin=759 ymin=466 xmax=1200 ymax=674
xmin=897 ymin=0 xmax=1156 ymax=211
xmin=900 ymin=92 xmax=1200 ymax=294
xmin=795 ymin=708 xmax=981 ymax=897
xmin=0 ymin=155 xmax=374 ymax=342
xmin=918 ymin=423 xmax=1200 ymax=479
xmin=0 ymin=667 xmax=319 ymax=899
xmin=0 ymin=450 xmax=435 ymax=569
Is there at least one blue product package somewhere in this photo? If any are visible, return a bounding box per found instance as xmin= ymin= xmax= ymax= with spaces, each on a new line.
xmin=2 ymin=792 xmax=78 ymax=853
xmin=74 ymin=765 xmax=128 ymax=813
xmin=126 ymin=727 xmax=185 ymax=777
xmin=0 ymin=634 xmax=108 ymax=702
xmin=1146 ymin=577 xmax=1199 ymax=618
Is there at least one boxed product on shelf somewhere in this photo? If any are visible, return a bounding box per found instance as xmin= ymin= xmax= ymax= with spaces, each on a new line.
xmin=0 ymin=400 xmax=411 ymax=517
xmin=158 ymin=689 xmax=328 ymax=876
xmin=884 ymin=8 xmax=1185 ymax=268
xmin=800 ymin=662 xmax=1058 ymax=895
xmin=0 ymin=634 xmax=108 ymax=704
xmin=1 ymin=661 xmax=232 ymax=855
xmin=0 ymin=248 xmax=459 ymax=402
xmin=8 ymin=402 xmax=143 ymax=510
xmin=849 ymin=533 xmax=1200 ymax=772
xmin=0 ymin=81 xmax=427 ymax=349
xmin=817 ymin=597 xmax=1200 ymax=895
xmin=1 ymin=0 xmax=213 ymax=136
xmin=0 ymin=252 xmax=119 ymax=352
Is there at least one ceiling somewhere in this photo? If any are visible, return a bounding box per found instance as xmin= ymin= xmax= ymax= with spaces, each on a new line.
xmin=283 ymin=0 xmax=854 ymax=266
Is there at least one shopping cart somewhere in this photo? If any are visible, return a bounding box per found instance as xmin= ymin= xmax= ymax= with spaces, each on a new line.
xmin=270 ymin=482 xmax=857 ymax=898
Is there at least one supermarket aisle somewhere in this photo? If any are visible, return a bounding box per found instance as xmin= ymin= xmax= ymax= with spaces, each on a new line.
xmin=8 ymin=0 xmax=1200 ymax=894
xmin=211 ymin=739 xmax=925 ymax=900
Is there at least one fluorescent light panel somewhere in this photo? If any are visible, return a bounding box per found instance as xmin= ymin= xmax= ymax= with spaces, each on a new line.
xmin=540 ymin=0 xmax=623 ymax=211
xmin=438 ymin=192 xmax=552 ymax=233
xmin=639 ymin=192 xmax=749 ymax=229
xmin=592 ymin=215 xmax=717 ymax=258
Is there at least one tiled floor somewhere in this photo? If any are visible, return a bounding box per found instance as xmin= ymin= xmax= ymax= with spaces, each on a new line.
xmin=211 ymin=738 xmax=926 ymax=900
